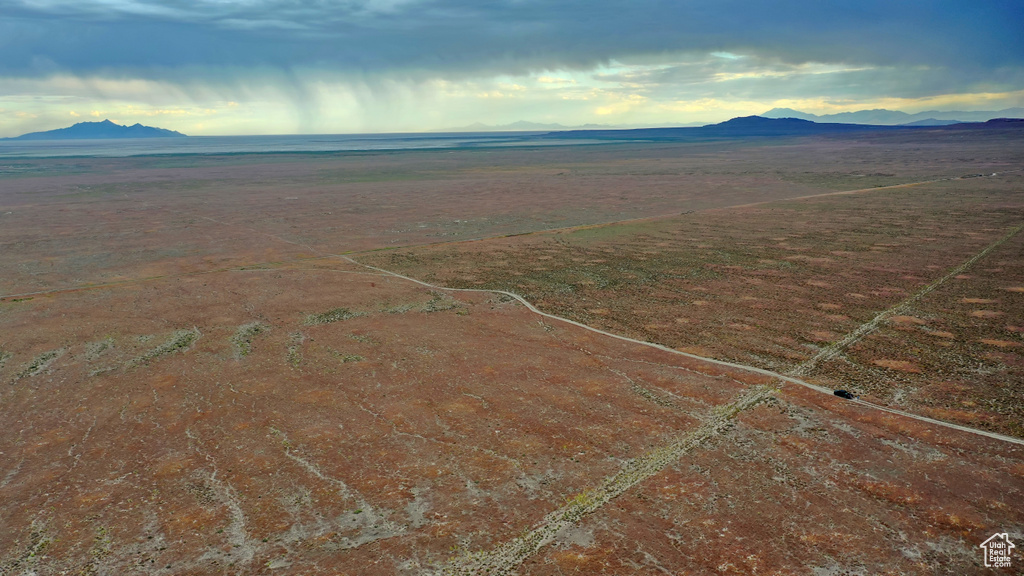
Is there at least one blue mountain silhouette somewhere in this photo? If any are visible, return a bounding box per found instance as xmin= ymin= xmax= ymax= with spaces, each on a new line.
xmin=7 ymin=119 xmax=186 ymax=140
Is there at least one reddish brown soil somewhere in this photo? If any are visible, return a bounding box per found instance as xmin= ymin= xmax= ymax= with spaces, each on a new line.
xmin=3 ymin=267 xmax=1022 ymax=575
xmin=367 ymin=175 xmax=1024 ymax=437
xmin=4 ymin=131 xmax=1022 ymax=297
xmin=811 ymin=230 xmax=1024 ymax=437
xmin=2 ymin=129 xmax=1023 ymax=574
xmin=523 ymin=384 xmax=1024 ymax=575
xmin=0 ymin=145 xmax=829 ymax=296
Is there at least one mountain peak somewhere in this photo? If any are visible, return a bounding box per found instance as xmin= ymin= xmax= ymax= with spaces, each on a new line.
xmin=761 ymin=107 xmax=1024 ymax=125
xmin=7 ymin=120 xmax=187 ymax=140
xmin=761 ymin=108 xmax=818 ymax=121
xmin=715 ymin=115 xmax=814 ymax=126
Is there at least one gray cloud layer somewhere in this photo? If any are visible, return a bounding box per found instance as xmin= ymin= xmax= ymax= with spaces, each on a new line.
xmin=3 ymin=0 xmax=1022 ymax=81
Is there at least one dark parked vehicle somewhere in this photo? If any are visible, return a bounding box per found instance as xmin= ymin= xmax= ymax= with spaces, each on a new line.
xmin=834 ymin=390 xmax=856 ymax=400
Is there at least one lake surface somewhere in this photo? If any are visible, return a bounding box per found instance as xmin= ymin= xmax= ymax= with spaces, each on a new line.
xmin=0 ymin=131 xmax=607 ymax=158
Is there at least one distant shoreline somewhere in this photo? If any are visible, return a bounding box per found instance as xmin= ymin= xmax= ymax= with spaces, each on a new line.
xmin=0 ymin=132 xmax=616 ymax=160
xmin=1 ymin=119 xmax=1020 ymax=160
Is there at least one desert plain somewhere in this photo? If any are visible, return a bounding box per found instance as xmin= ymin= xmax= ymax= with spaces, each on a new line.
xmin=1 ymin=126 xmax=1023 ymax=575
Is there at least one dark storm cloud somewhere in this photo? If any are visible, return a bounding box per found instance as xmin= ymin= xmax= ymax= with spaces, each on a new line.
xmin=1 ymin=0 xmax=1022 ymax=81
xmin=595 ymin=55 xmax=1024 ymax=101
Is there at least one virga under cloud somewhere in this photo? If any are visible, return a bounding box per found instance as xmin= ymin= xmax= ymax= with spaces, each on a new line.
xmin=1 ymin=0 xmax=1022 ymax=135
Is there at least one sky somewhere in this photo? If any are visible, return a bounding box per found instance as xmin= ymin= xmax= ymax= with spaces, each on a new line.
xmin=1 ymin=0 xmax=1023 ymax=136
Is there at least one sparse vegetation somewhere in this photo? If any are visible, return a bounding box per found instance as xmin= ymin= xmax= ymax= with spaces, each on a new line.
xmin=348 ymin=333 xmax=378 ymax=344
xmin=14 ymin=348 xmax=65 ymax=381
xmin=127 ymin=328 xmax=200 ymax=367
xmin=0 ymin=526 xmax=51 ymax=574
xmin=423 ymin=292 xmax=461 ymax=313
xmin=232 ymin=321 xmax=270 ymax=357
xmin=381 ymin=303 xmax=416 ymax=314
xmin=328 ymin=348 xmax=364 ymax=363
xmin=84 ymin=337 xmax=114 ymax=361
xmin=629 ymin=381 xmax=678 ymax=409
xmin=287 ymin=332 xmax=305 ymax=367
xmin=305 ymin=307 xmax=363 ymax=325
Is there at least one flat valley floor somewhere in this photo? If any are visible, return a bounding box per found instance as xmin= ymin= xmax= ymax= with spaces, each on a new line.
xmin=1 ymin=127 xmax=1023 ymax=575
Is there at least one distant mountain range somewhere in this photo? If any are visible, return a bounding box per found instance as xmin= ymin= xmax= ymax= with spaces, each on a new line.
xmin=7 ymin=113 xmax=1022 ymax=142
xmin=5 ymin=119 xmax=186 ymax=140
xmin=445 ymin=108 xmax=1024 ymax=133
xmin=547 ymin=116 xmax=891 ymax=140
xmin=544 ymin=115 xmax=1024 ymax=141
xmin=761 ymin=107 xmax=1024 ymax=126
xmin=440 ymin=120 xmax=705 ymax=132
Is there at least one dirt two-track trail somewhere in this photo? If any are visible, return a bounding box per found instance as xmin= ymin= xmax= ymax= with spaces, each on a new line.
xmin=343 ymin=239 xmax=1024 ymax=449
xmin=339 ymin=220 xmax=1024 ymax=574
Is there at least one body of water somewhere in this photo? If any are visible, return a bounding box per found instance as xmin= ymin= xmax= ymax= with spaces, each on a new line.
xmin=0 ymin=131 xmax=606 ymax=159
